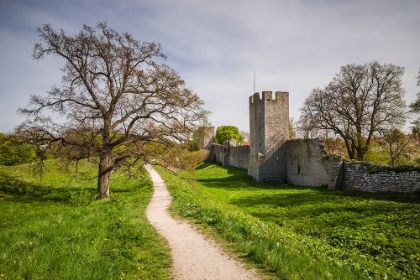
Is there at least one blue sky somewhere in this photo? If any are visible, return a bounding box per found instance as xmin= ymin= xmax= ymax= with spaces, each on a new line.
xmin=1 ymin=0 xmax=419 ymax=133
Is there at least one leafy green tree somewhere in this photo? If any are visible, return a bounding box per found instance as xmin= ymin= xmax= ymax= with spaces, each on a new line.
xmin=215 ymin=126 xmax=243 ymax=145
xmin=0 ymin=133 xmax=38 ymax=166
xmin=18 ymin=22 xmax=209 ymax=199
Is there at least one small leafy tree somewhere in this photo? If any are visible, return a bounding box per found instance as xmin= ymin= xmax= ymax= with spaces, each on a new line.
xmin=215 ymin=126 xmax=243 ymax=145
xmin=0 ymin=133 xmax=38 ymax=166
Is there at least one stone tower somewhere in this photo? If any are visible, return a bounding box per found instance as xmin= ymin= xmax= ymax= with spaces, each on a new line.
xmin=199 ymin=126 xmax=215 ymax=150
xmin=248 ymin=91 xmax=289 ymax=182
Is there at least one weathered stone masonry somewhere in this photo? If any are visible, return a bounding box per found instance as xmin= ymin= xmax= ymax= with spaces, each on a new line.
xmin=341 ymin=162 xmax=420 ymax=193
xmin=249 ymin=91 xmax=289 ymax=182
xmin=210 ymin=143 xmax=250 ymax=169
xmin=207 ymin=91 xmax=420 ymax=193
xmin=287 ymin=139 xmax=331 ymax=187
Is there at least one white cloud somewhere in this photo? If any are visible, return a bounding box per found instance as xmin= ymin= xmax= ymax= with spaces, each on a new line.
xmin=0 ymin=0 xmax=419 ymax=133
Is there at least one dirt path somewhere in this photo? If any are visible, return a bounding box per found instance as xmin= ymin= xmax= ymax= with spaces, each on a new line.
xmin=145 ymin=164 xmax=261 ymax=280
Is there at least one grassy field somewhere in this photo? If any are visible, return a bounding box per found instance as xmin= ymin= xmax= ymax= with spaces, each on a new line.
xmin=156 ymin=163 xmax=420 ymax=280
xmin=0 ymin=160 xmax=171 ymax=280
xmin=2 ymin=159 xmax=419 ymax=279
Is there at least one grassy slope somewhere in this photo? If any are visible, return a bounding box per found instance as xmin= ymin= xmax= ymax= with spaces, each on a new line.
xmin=0 ymin=160 xmax=171 ymax=280
xmin=156 ymin=163 xmax=420 ymax=280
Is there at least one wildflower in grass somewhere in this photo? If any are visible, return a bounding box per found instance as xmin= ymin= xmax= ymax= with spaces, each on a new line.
xmin=104 ymin=238 xmax=109 ymax=241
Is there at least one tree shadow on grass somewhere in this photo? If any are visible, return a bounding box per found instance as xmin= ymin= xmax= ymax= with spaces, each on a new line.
xmin=0 ymin=170 xmax=96 ymax=205
xmin=195 ymin=164 xmax=420 ymax=232
xmin=197 ymin=163 xmax=420 ymax=204
xmin=195 ymin=163 xmax=210 ymax=171
xmin=232 ymin=191 xmax=417 ymax=226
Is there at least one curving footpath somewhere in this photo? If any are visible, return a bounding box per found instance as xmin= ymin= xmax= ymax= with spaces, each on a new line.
xmin=145 ymin=164 xmax=261 ymax=280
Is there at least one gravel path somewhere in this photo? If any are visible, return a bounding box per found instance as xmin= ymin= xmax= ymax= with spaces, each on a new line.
xmin=145 ymin=164 xmax=262 ymax=280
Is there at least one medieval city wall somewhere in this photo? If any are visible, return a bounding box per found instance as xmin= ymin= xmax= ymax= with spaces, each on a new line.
xmin=207 ymin=138 xmax=420 ymax=193
xmin=285 ymin=139 xmax=348 ymax=189
xmin=210 ymin=144 xmax=249 ymax=169
xmin=210 ymin=145 xmax=228 ymax=166
xmin=204 ymin=90 xmax=420 ymax=193
xmin=286 ymin=139 xmax=335 ymax=187
xmin=229 ymin=145 xmax=250 ymax=169
xmin=341 ymin=162 xmax=420 ymax=193
xmin=322 ymin=155 xmax=345 ymax=190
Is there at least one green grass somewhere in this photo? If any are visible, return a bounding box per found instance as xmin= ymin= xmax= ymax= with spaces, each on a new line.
xmin=0 ymin=160 xmax=171 ymax=280
xmin=156 ymin=163 xmax=420 ymax=280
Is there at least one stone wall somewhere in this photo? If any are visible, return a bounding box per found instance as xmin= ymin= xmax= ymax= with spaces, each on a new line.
xmin=209 ymin=144 xmax=250 ymax=169
xmin=341 ymin=162 xmax=420 ymax=193
xmin=322 ymin=156 xmax=345 ymax=190
xmin=208 ymin=138 xmax=420 ymax=193
xmin=228 ymin=145 xmax=250 ymax=169
xmin=210 ymin=144 xmax=229 ymax=166
xmin=286 ymin=139 xmax=330 ymax=186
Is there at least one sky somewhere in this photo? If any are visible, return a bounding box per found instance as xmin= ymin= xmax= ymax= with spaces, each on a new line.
xmin=0 ymin=0 xmax=419 ymax=134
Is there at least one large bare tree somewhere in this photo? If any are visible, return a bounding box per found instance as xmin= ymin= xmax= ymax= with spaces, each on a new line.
xmin=298 ymin=61 xmax=406 ymax=160
xmin=18 ymin=22 xmax=209 ymax=199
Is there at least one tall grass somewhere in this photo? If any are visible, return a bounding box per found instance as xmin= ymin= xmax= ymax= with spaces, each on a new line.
xmin=156 ymin=163 xmax=420 ymax=279
xmin=0 ymin=160 xmax=171 ymax=280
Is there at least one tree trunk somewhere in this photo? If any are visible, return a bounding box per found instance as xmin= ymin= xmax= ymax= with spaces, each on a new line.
xmin=344 ymin=139 xmax=354 ymax=159
xmin=390 ymin=157 xmax=396 ymax=167
xmin=356 ymin=150 xmax=364 ymax=161
xmin=356 ymin=144 xmax=365 ymax=161
xmin=97 ymin=151 xmax=111 ymax=199
xmin=356 ymin=126 xmax=365 ymax=161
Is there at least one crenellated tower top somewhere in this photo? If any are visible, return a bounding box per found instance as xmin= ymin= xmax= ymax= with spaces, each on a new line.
xmin=249 ymin=91 xmax=289 ymax=104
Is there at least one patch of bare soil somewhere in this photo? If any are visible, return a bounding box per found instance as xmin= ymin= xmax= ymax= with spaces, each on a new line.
xmin=145 ymin=164 xmax=262 ymax=280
